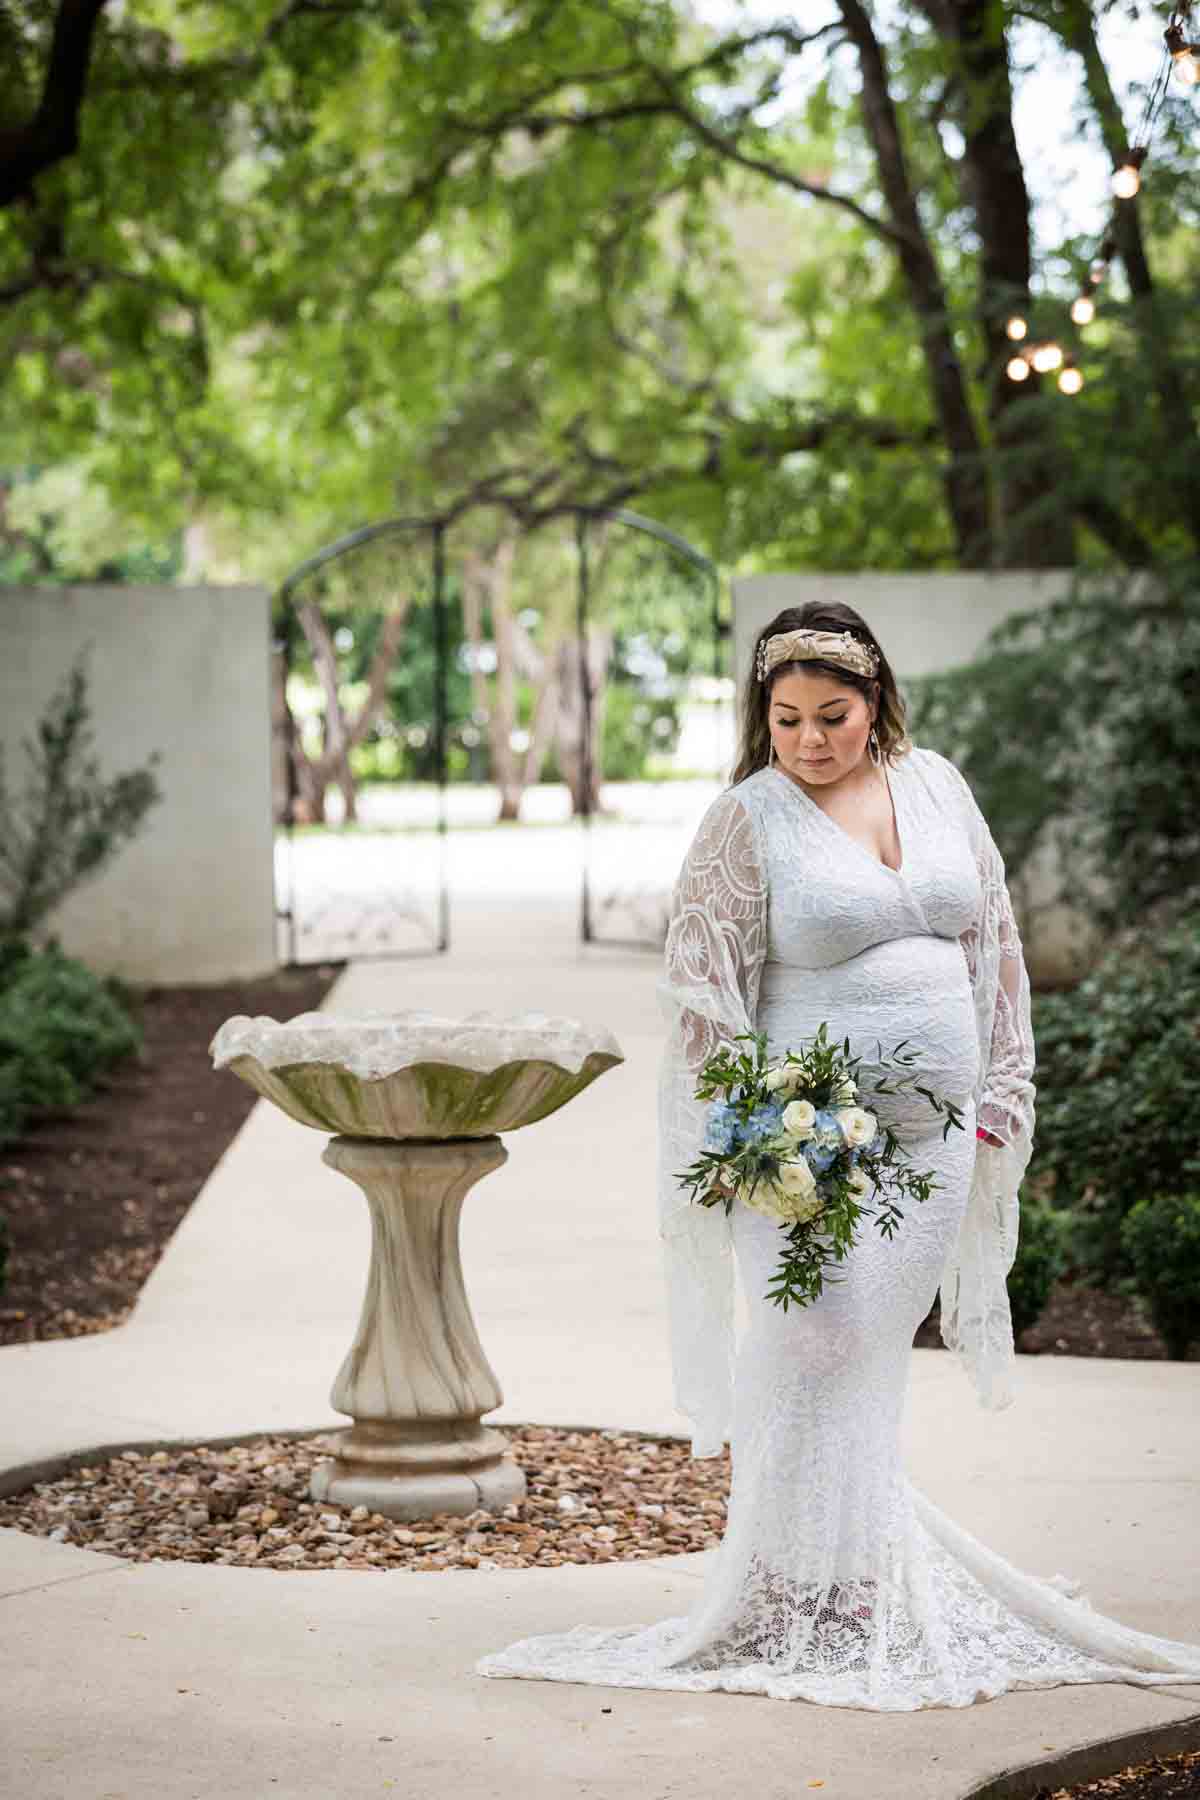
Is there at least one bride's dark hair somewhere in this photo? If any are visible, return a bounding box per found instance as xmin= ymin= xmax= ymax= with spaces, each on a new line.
xmin=730 ymin=600 xmax=911 ymax=787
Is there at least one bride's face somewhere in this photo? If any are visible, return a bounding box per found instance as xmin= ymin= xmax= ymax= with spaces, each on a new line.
xmin=766 ymin=668 xmax=876 ymax=786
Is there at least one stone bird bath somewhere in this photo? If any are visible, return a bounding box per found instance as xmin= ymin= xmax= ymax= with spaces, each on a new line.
xmin=209 ymin=1009 xmax=623 ymax=1520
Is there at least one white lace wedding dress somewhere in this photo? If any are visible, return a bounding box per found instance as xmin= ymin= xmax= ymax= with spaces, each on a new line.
xmin=474 ymin=746 xmax=1200 ymax=1708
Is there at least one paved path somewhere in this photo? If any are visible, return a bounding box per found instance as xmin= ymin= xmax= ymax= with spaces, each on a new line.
xmin=2 ymin=885 xmax=1198 ymax=1799
xmin=275 ymin=778 xmax=721 ymax=961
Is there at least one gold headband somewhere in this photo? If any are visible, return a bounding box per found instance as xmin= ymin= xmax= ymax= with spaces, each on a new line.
xmin=755 ymin=627 xmax=880 ymax=683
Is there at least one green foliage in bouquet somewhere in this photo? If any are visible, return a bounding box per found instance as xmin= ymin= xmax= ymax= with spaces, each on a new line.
xmin=678 ymin=1025 xmax=967 ymax=1311
xmin=1119 ymin=1191 xmax=1200 ymax=1361
xmin=1028 ymin=914 xmax=1200 ymax=1286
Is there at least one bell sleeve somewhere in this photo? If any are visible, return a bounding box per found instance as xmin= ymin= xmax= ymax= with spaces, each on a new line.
xmin=935 ymin=755 xmax=1037 ymax=1411
xmin=656 ymin=786 xmax=769 ymax=1459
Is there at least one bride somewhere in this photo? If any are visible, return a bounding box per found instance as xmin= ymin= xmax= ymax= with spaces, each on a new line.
xmin=475 ymin=600 xmax=1200 ymax=1708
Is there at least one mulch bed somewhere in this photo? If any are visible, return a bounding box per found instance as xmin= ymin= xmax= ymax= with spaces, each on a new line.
xmin=1032 ymin=1751 xmax=1200 ymax=1800
xmin=0 ymin=963 xmax=343 ymax=1345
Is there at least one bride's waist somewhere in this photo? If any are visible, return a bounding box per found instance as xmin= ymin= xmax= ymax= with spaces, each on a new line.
xmin=757 ymin=936 xmax=977 ymax=1078
xmin=760 ymin=933 xmax=971 ymax=998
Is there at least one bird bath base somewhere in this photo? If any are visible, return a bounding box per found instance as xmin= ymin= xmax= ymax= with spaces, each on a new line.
xmin=311 ymin=1133 xmax=526 ymax=1522
xmin=310 ymin=1419 xmax=525 ymax=1521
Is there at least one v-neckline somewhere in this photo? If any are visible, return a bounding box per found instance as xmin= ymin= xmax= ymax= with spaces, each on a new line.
xmin=768 ymin=758 xmax=908 ymax=879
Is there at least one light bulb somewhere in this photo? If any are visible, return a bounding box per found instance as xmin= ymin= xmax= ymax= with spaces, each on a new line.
xmin=1006 ymin=356 xmax=1031 ymax=382
xmin=1166 ymin=23 xmax=1200 ymax=84
xmin=1058 ymin=367 xmax=1084 ymax=395
xmin=1112 ymin=163 xmax=1141 ymax=199
xmin=1005 ymin=315 xmax=1028 ymax=341
xmin=1071 ymin=295 xmax=1095 ymax=325
xmin=1031 ymin=342 xmax=1064 ymax=373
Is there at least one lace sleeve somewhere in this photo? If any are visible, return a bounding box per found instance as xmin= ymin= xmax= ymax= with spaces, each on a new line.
xmin=932 ymin=754 xmax=1037 ymax=1411
xmin=656 ymin=787 xmax=768 ymax=1458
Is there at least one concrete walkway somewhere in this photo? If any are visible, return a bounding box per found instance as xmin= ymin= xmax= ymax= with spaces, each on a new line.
xmin=2 ymin=885 xmax=1199 ymax=1800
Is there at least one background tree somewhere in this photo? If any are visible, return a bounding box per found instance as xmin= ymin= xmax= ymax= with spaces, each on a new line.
xmin=5 ymin=0 xmax=1198 ymax=822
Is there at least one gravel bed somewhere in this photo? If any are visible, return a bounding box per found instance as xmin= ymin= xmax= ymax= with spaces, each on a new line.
xmin=0 ymin=1425 xmax=729 ymax=1571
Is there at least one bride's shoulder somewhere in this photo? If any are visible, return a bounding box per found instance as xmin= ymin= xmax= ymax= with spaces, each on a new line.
xmin=901 ymin=746 xmax=985 ymax=827
xmin=690 ymin=770 xmax=775 ymax=843
xmin=719 ymin=767 xmax=778 ymax=821
xmin=901 ymin=743 xmax=966 ymax=789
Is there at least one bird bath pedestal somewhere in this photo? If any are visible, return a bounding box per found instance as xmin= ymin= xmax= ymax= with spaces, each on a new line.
xmin=210 ymin=1009 xmax=623 ymax=1521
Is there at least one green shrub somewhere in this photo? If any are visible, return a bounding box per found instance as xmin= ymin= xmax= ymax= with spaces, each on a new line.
xmin=0 ymin=942 xmax=142 ymax=1150
xmin=1119 ymin=1191 xmax=1200 ymax=1360
xmin=906 ymin=560 xmax=1200 ymax=936
xmin=1008 ymin=1194 xmax=1070 ymax=1339
xmin=0 ymin=649 xmax=162 ymax=942
xmin=1028 ymin=913 xmax=1200 ymax=1285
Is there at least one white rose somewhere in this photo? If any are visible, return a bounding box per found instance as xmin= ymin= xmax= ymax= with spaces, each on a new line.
xmin=787 ymin=1187 xmax=826 ymax=1225
xmin=776 ymin=1156 xmax=818 ymax=1201
xmin=833 ymin=1076 xmax=858 ymax=1103
xmin=764 ymin=1066 xmax=790 ymax=1093
xmin=740 ymin=1159 xmax=825 ymax=1228
xmin=835 ymin=1106 xmax=877 ymax=1148
xmin=846 ymin=1167 xmax=872 ymax=1200
xmin=781 ymin=1099 xmax=817 ymax=1140
xmin=738 ymin=1175 xmax=792 ymax=1223
xmin=777 ymin=1159 xmax=825 ymax=1225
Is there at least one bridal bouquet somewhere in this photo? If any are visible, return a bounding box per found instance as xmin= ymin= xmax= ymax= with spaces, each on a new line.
xmin=677 ymin=1023 xmax=967 ymax=1310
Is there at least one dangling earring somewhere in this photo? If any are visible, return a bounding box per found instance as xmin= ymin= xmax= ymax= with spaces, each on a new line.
xmin=867 ymin=726 xmax=882 ymax=768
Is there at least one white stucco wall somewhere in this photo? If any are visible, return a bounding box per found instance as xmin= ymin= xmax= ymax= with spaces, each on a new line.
xmin=731 ymin=570 xmax=1074 ymax=686
xmin=731 ymin=571 xmax=1099 ymax=985
xmin=0 ymin=585 xmax=276 ymax=983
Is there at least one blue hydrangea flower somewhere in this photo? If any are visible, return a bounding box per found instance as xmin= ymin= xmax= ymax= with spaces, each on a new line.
xmin=737 ymin=1101 xmax=786 ymax=1147
xmin=704 ymin=1100 xmax=739 ymax=1155
xmin=803 ymin=1139 xmax=840 ymax=1175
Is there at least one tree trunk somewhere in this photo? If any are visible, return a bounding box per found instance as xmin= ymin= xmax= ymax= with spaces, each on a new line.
xmin=914 ymin=0 xmax=1074 ymax=568
xmin=462 ymin=535 xmax=537 ymax=823
xmin=555 ymin=629 xmax=611 ymax=817
xmin=271 ymin=639 xmax=325 ymax=825
xmin=836 ymin=0 xmax=993 ymax=565
xmin=283 ymin=596 xmax=411 ymax=827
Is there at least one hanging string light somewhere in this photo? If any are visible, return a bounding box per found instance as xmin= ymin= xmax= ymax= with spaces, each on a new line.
xmin=1165 ymin=12 xmax=1200 ymax=82
xmin=1004 ymin=6 xmax=1190 ymax=392
xmin=1111 ymin=144 xmax=1148 ymax=197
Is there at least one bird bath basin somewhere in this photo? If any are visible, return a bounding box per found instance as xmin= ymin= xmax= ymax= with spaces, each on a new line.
xmin=209 ymin=1009 xmax=623 ymax=1520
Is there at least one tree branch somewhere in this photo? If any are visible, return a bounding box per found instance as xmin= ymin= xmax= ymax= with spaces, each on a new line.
xmin=0 ymin=0 xmax=112 ymax=207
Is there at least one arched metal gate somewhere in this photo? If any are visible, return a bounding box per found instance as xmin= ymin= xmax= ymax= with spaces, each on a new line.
xmin=272 ymin=506 xmax=728 ymax=964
